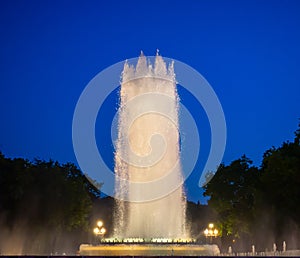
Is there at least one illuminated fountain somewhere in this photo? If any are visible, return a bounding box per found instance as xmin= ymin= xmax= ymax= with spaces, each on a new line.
xmin=79 ymin=52 xmax=220 ymax=256
xmin=113 ymin=51 xmax=187 ymax=239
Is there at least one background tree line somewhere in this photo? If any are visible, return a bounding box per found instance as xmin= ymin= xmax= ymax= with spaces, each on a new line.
xmin=0 ymin=152 xmax=214 ymax=254
xmin=204 ymin=123 xmax=300 ymax=252
xmin=0 ymin=155 xmax=101 ymax=254
xmin=0 ymin=123 xmax=299 ymax=254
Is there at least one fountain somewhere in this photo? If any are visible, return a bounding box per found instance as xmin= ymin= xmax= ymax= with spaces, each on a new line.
xmin=113 ymin=51 xmax=187 ymax=239
xmin=79 ymin=52 xmax=220 ymax=256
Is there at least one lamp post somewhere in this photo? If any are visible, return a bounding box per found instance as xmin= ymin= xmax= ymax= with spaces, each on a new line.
xmin=93 ymin=220 xmax=106 ymax=242
xmin=204 ymin=223 xmax=219 ymax=244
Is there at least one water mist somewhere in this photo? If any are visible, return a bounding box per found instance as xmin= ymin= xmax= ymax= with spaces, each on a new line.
xmin=113 ymin=52 xmax=187 ymax=238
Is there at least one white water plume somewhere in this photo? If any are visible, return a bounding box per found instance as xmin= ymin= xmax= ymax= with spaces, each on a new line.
xmin=113 ymin=52 xmax=187 ymax=238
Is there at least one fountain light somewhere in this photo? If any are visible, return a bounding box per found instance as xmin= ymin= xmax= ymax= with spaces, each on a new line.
xmin=97 ymin=220 xmax=103 ymax=227
xmin=204 ymin=223 xmax=219 ymax=244
xmin=100 ymin=227 xmax=106 ymax=234
xmin=93 ymin=227 xmax=100 ymax=234
xmin=93 ymin=219 xmax=106 ymax=238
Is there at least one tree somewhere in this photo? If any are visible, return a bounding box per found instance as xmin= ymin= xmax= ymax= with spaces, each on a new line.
xmin=203 ymin=155 xmax=259 ymax=249
xmin=256 ymin=125 xmax=300 ymax=247
xmin=203 ymin=122 xmax=300 ymax=251
xmin=0 ymin=153 xmax=101 ymax=254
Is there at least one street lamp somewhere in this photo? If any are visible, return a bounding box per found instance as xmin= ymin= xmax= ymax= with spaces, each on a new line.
xmin=204 ymin=223 xmax=219 ymax=244
xmin=97 ymin=220 xmax=103 ymax=228
xmin=93 ymin=220 xmax=106 ymax=241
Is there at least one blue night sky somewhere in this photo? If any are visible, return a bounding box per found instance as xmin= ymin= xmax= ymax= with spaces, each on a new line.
xmin=0 ymin=0 xmax=299 ymax=203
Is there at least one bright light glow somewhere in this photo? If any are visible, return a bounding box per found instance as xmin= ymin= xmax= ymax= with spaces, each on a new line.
xmin=97 ymin=220 xmax=103 ymax=227
xmin=93 ymin=227 xmax=100 ymax=234
xmin=204 ymin=224 xmax=219 ymax=237
xmin=100 ymin=227 xmax=106 ymax=234
xmin=95 ymin=237 xmax=196 ymax=244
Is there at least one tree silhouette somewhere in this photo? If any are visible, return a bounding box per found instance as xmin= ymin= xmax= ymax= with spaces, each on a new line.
xmin=203 ymin=123 xmax=300 ymax=251
xmin=0 ymin=154 xmax=100 ymax=254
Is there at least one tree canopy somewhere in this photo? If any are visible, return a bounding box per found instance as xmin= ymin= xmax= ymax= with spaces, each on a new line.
xmin=1 ymin=122 xmax=299 ymax=254
xmin=0 ymin=155 xmax=100 ymax=254
xmin=204 ymin=123 xmax=300 ymax=252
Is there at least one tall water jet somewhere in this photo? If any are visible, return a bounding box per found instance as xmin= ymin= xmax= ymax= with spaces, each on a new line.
xmin=79 ymin=53 xmax=221 ymax=255
xmin=113 ymin=52 xmax=187 ymax=238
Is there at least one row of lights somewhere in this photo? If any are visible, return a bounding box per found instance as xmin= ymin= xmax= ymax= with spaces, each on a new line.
xmin=93 ymin=220 xmax=219 ymax=241
xmin=100 ymin=238 xmax=196 ymax=243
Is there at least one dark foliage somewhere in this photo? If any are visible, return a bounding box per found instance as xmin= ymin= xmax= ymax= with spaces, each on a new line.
xmin=0 ymin=155 xmax=100 ymax=254
xmin=204 ymin=123 xmax=300 ymax=252
xmin=1 ymin=122 xmax=299 ymax=254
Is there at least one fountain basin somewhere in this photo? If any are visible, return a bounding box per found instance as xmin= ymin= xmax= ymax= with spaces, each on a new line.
xmin=79 ymin=243 xmax=220 ymax=256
